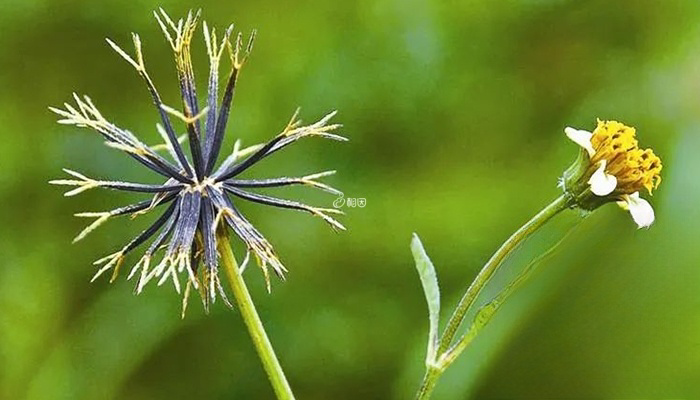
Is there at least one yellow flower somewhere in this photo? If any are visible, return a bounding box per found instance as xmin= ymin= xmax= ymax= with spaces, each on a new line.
xmin=562 ymin=120 xmax=662 ymax=228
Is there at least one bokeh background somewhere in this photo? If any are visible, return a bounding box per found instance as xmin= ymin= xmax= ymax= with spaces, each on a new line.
xmin=1 ymin=0 xmax=700 ymax=399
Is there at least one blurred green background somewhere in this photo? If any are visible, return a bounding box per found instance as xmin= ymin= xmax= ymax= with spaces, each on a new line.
xmin=1 ymin=0 xmax=700 ymax=399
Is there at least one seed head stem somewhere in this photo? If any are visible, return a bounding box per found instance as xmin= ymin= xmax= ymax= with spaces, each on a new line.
xmin=217 ymin=231 xmax=295 ymax=400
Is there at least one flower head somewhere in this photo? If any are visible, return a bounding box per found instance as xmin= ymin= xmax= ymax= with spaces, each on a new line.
xmin=561 ymin=120 xmax=662 ymax=228
xmin=50 ymin=9 xmax=346 ymax=312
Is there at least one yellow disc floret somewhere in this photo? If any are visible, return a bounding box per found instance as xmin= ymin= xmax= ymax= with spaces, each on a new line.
xmin=588 ymin=120 xmax=662 ymax=195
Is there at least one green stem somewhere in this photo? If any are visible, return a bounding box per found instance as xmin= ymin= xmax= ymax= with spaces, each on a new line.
xmin=416 ymin=194 xmax=572 ymax=400
xmin=438 ymin=215 xmax=583 ymax=369
xmin=218 ymin=235 xmax=295 ymax=400
xmin=437 ymin=194 xmax=571 ymax=353
xmin=415 ymin=366 xmax=441 ymax=399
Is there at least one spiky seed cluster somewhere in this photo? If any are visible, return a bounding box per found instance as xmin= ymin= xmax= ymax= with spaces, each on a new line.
xmin=50 ymin=9 xmax=346 ymax=312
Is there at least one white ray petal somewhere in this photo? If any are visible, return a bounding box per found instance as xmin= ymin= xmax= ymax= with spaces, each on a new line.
xmin=565 ymin=126 xmax=595 ymax=157
xmin=588 ymin=160 xmax=617 ymax=196
xmin=620 ymin=192 xmax=655 ymax=228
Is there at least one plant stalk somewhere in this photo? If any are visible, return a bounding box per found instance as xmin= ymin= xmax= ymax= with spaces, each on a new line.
xmin=416 ymin=366 xmax=441 ymax=399
xmin=218 ymin=235 xmax=295 ymax=400
xmin=439 ymin=215 xmax=582 ymax=369
xmin=416 ymin=194 xmax=572 ymax=399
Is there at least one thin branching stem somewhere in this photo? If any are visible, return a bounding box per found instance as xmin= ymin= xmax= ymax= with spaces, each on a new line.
xmin=438 ymin=215 xmax=584 ymax=370
xmin=416 ymin=194 xmax=573 ymax=399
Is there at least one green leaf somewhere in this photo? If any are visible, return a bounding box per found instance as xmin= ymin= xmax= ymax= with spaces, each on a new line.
xmin=411 ymin=233 xmax=441 ymax=364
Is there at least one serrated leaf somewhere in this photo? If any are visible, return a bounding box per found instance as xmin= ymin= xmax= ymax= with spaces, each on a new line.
xmin=411 ymin=233 xmax=441 ymax=364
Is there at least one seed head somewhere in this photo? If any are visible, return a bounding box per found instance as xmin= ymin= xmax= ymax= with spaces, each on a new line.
xmin=50 ymin=9 xmax=347 ymax=314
